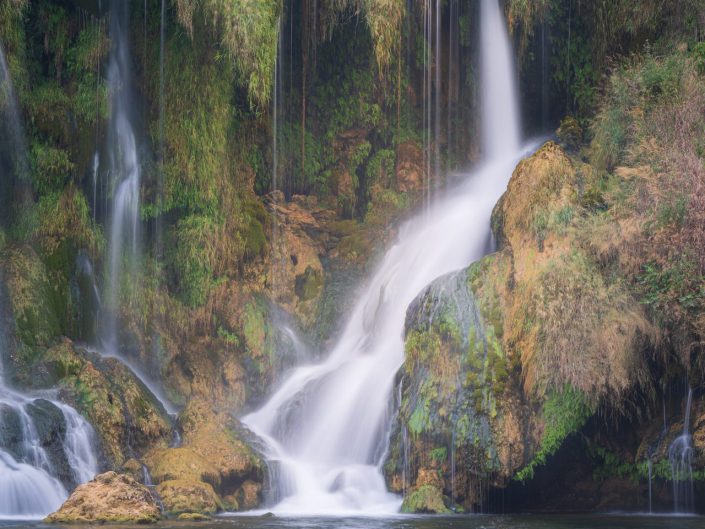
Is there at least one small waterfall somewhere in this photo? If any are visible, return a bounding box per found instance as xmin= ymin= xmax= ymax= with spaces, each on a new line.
xmin=0 ymin=388 xmax=98 ymax=519
xmin=480 ymin=0 xmax=520 ymax=158
xmin=92 ymin=1 xmax=176 ymax=418
xmin=103 ymin=0 xmax=142 ymax=353
xmin=242 ymin=0 xmax=526 ymax=514
xmin=668 ymin=387 xmax=694 ymax=513
xmin=56 ymin=403 xmax=99 ymax=485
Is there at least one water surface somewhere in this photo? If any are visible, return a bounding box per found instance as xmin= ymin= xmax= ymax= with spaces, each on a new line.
xmin=2 ymin=514 xmax=703 ymax=529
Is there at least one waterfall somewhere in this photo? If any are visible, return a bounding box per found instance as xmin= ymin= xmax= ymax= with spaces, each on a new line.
xmin=0 ymin=43 xmax=98 ymax=520
xmin=103 ymin=0 xmax=141 ymax=353
xmin=93 ymin=1 xmax=176 ymax=418
xmin=480 ymin=0 xmax=521 ymax=158
xmin=0 ymin=354 xmax=98 ymax=520
xmin=242 ymin=0 xmax=526 ymax=514
xmin=668 ymin=387 xmax=694 ymax=513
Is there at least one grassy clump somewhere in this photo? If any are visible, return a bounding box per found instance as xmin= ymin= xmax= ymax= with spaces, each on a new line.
xmin=515 ymin=385 xmax=592 ymax=482
xmin=174 ymin=0 xmax=279 ymax=111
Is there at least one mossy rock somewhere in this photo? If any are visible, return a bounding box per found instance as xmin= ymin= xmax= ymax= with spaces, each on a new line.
xmin=146 ymin=447 xmax=220 ymax=487
xmin=44 ymin=471 xmax=160 ymax=524
xmin=295 ymin=265 xmax=323 ymax=302
xmin=401 ymin=485 xmax=449 ymax=514
xmin=39 ymin=340 xmax=172 ymax=468
xmin=157 ymin=479 xmax=222 ymax=515
xmin=177 ymin=512 xmax=211 ymax=521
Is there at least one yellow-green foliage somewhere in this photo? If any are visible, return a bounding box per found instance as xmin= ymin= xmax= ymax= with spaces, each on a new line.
xmin=174 ymin=0 xmax=280 ymax=111
xmin=4 ymin=245 xmax=59 ymax=349
xmin=363 ymin=0 xmax=404 ymax=78
xmin=517 ymin=251 xmax=651 ymax=402
xmin=162 ymin=32 xmax=233 ymax=216
xmin=506 ymin=0 xmax=551 ymax=60
xmin=587 ymin=46 xmax=705 ymax=354
xmin=0 ymin=0 xmax=28 ymax=85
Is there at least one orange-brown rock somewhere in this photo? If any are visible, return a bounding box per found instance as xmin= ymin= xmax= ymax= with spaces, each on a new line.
xmin=45 ymin=472 xmax=160 ymax=524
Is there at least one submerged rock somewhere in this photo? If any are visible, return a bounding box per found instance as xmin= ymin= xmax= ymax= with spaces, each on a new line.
xmin=45 ymin=471 xmax=160 ymax=524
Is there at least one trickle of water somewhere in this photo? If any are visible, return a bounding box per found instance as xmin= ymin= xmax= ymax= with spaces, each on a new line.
xmin=92 ymin=152 xmax=99 ymax=222
xmin=242 ymin=0 xmax=528 ymax=515
xmin=668 ymin=387 xmax=694 ymax=513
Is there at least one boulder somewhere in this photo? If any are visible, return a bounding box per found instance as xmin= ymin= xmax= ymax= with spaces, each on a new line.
xmin=157 ymin=479 xmax=221 ymax=515
xmin=45 ymin=471 xmax=160 ymax=524
xmin=144 ymin=399 xmax=264 ymax=514
xmin=401 ymin=485 xmax=449 ymax=514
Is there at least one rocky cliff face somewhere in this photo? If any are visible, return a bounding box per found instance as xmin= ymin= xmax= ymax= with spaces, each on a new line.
xmin=386 ymin=137 xmax=705 ymax=511
xmin=1 ymin=0 xmax=705 ymax=519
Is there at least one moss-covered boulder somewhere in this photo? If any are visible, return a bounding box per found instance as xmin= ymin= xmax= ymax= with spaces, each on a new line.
xmin=36 ymin=339 xmax=172 ymax=468
xmin=157 ymin=479 xmax=221 ymax=515
xmin=401 ymin=485 xmax=449 ymax=514
xmin=45 ymin=471 xmax=160 ymax=524
xmin=145 ymin=398 xmax=264 ymax=514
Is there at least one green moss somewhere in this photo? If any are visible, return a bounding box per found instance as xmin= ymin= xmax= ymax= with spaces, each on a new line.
xmin=30 ymin=143 xmax=73 ymax=194
xmin=4 ymin=246 xmax=60 ymax=351
xmin=430 ymin=446 xmax=447 ymax=463
xmin=295 ymin=266 xmax=323 ymax=302
xmin=401 ymin=485 xmax=449 ymax=514
xmin=515 ymin=385 xmax=592 ymax=482
xmin=242 ymin=299 xmax=272 ymax=369
xmin=173 ymin=0 xmax=279 ymax=111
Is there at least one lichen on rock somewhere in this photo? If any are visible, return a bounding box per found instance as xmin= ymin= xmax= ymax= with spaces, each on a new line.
xmin=45 ymin=471 xmax=160 ymax=524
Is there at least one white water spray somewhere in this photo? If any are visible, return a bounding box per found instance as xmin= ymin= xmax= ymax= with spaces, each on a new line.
xmin=243 ymin=0 xmax=526 ymax=515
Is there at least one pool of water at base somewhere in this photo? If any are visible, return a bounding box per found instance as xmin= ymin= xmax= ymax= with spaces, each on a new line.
xmin=1 ymin=514 xmax=704 ymax=529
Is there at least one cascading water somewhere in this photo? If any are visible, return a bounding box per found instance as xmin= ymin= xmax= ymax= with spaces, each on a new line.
xmin=0 ymin=44 xmax=98 ymax=520
xmin=243 ymin=0 xmax=528 ymax=514
xmin=92 ymin=1 xmax=176 ymax=417
xmin=668 ymin=387 xmax=694 ymax=513
xmin=103 ymin=0 xmax=141 ymax=354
